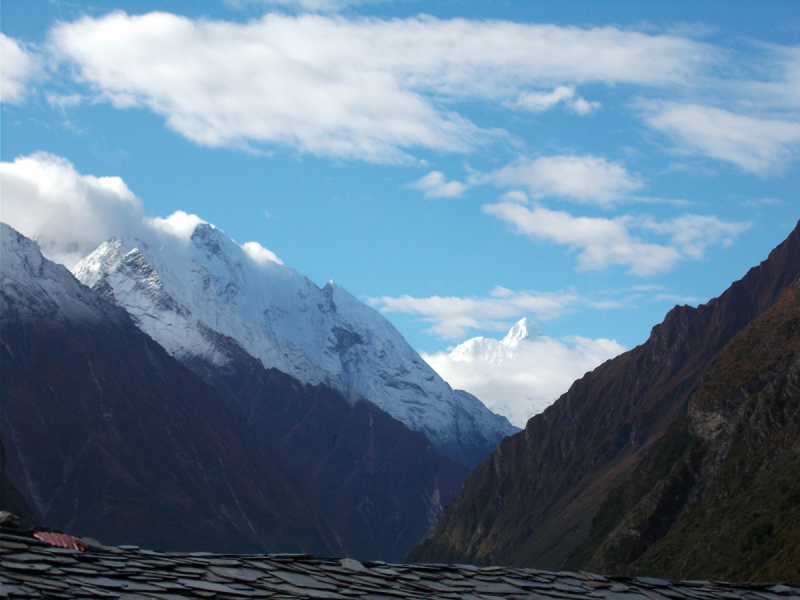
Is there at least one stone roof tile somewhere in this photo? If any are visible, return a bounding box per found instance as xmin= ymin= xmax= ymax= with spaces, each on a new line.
xmin=0 ymin=529 xmax=797 ymax=600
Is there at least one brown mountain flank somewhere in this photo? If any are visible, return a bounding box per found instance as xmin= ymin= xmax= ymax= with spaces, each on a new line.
xmin=408 ymin=220 xmax=800 ymax=569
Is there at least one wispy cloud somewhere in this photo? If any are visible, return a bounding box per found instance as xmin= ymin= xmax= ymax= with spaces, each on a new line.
xmin=646 ymin=102 xmax=800 ymax=174
xmin=1 ymin=34 xmax=37 ymax=104
xmin=406 ymin=171 xmax=466 ymax=198
xmin=638 ymin=213 xmax=750 ymax=259
xmin=507 ymin=85 xmax=600 ymax=115
xmin=49 ymin=12 xmax=718 ymax=162
xmin=367 ymin=286 xmax=581 ymax=338
xmin=653 ymin=294 xmax=705 ymax=304
xmin=475 ymin=155 xmax=643 ymax=205
xmin=226 ymin=0 xmax=400 ymax=12
xmin=482 ymin=202 xmax=749 ymax=276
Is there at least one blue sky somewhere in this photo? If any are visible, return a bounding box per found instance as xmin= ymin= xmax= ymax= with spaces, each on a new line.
xmin=2 ymin=0 xmax=798 ymax=423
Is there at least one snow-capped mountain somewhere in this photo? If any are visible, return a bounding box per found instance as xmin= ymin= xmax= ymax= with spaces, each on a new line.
xmin=423 ymin=317 xmax=624 ymax=428
xmin=1 ymin=222 xmax=344 ymax=554
xmin=73 ymin=223 xmax=517 ymax=466
xmin=450 ymin=317 xmax=544 ymax=362
xmin=1 ymin=222 xmax=126 ymax=327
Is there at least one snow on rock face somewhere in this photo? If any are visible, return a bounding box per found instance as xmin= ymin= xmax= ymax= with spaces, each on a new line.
xmin=451 ymin=317 xmax=544 ymax=362
xmin=1 ymin=223 xmax=127 ymax=327
xmin=72 ymin=223 xmax=517 ymax=466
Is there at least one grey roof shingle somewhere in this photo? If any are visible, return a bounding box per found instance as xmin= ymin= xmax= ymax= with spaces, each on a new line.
xmin=0 ymin=530 xmax=798 ymax=600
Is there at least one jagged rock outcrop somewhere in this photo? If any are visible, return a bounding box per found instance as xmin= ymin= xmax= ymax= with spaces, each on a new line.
xmin=570 ymin=280 xmax=800 ymax=582
xmin=409 ymin=220 xmax=800 ymax=569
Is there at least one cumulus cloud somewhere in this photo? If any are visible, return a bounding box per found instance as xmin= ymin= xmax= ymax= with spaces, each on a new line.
xmin=1 ymin=34 xmax=37 ymax=104
xmin=367 ymin=286 xmax=580 ymax=338
xmin=482 ymin=202 xmax=748 ymax=276
xmin=477 ymin=155 xmax=643 ymax=205
xmin=148 ymin=211 xmax=208 ymax=240
xmin=49 ymin=12 xmax=716 ymax=162
xmin=0 ymin=153 xmax=147 ymax=267
xmin=241 ymin=241 xmax=284 ymax=265
xmin=422 ymin=320 xmax=625 ymax=427
xmin=510 ymin=85 xmax=600 ymax=115
xmin=646 ymin=102 xmax=800 ymax=174
xmin=0 ymin=152 xmax=282 ymax=269
xmin=406 ymin=171 xmax=466 ymax=198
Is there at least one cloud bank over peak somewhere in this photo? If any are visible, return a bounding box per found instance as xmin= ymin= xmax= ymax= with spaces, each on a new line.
xmin=0 ymin=153 xmax=282 ymax=269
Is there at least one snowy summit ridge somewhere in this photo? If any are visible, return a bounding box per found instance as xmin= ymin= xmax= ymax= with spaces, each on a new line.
xmin=73 ymin=223 xmax=517 ymax=466
xmin=451 ymin=317 xmax=544 ymax=363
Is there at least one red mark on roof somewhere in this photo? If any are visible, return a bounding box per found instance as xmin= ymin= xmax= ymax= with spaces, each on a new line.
xmin=33 ymin=532 xmax=87 ymax=551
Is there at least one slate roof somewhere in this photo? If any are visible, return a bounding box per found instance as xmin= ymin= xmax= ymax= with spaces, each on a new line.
xmin=1 ymin=529 xmax=799 ymax=600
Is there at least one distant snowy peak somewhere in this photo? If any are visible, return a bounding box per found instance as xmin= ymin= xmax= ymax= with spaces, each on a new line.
xmin=73 ymin=223 xmax=517 ymax=467
xmin=503 ymin=318 xmax=544 ymax=347
xmin=452 ymin=318 xmax=544 ymax=363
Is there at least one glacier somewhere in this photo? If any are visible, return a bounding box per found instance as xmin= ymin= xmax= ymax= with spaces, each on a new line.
xmin=72 ymin=222 xmax=517 ymax=466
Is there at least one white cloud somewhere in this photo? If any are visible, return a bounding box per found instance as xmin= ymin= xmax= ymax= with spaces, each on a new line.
xmin=0 ymin=152 xmax=281 ymax=268
xmin=646 ymin=102 xmax=800 ymax=174
xmin=510 ymin=85 xmax=600 ymax=115
xmin=148 ymin=211 xmax=208 ymax=241
xmin=654 ymin=294 xmax=705 ymax=304
xmin=638 ymin=213 xmax=750 ymax=259
xmin=367 ymin=286 xmax=580 ymax=338
xmin=1 ymin=34 xmax=37 ymax=104
xmin=406 ymin=171 xmax=466 ymax=198
xmin=0 ymin=153 xmax=146 ymax=267
xmin=477 ymin=155 xmax=643 ymax=205
xmin=49 ymin=12 xmax=716 ymax=162
xmin=242 ymin=241 xmax=284 ymax=265
xmin=422 ymin=320 xmax=624 ymax=427
xmin=482 ymin=203 xmax=748 ymax=276
xmin=483 ymin=203 xmax=680 ymax=275
xmin=226 ymin=0 xmax=391 ymax=12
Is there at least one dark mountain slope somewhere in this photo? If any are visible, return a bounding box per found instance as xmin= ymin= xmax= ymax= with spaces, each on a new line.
xmin=181 ymin=331 xmax=470 ymax=563
xmin=0 ymin=436 xmax=37 ymax=530
xmin=572 ymin=280 xmax=800 ymax=582
xmin=409 ymin=220 xmax=800 ymax=568
xmin=0 ymin=223 xmax=340 ymax=554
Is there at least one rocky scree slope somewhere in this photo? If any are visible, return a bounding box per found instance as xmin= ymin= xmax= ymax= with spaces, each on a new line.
xmin=408 ymin=220 xmax=800 ymax=568
xmin=72 ymin=224 xmax=516 ymax=468
xmin=0 ymin=223 xmax=341 ymax=554
xmin=569 ymin=279 xmax=800 ymax=582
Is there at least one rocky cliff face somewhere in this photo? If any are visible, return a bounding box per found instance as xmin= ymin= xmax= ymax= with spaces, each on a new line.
xmin=408 ymin=220 xmax=800 ymax=568
xmin=0 ymin=223 xmax=340 ymax=554
xmin=571 ymin=280 xmax=800 ymax=582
